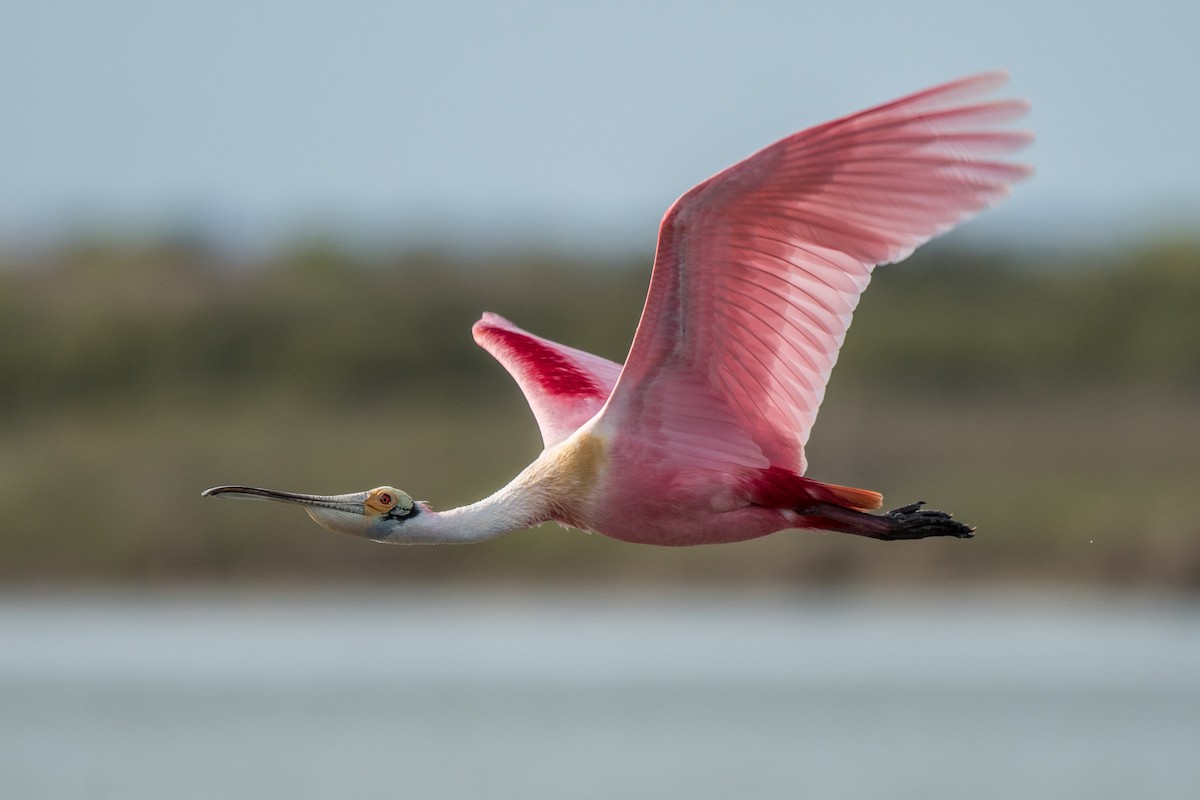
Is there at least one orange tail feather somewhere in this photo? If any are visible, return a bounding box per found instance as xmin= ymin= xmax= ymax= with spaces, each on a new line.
xmin=819 ymin=481 xmax=884 ymax=512
xmin=747 ymin=467 xmax=883 ymax=512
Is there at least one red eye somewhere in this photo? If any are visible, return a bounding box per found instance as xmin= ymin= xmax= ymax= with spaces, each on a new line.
xmin=378 ymin=493 xmax=392 ymax=506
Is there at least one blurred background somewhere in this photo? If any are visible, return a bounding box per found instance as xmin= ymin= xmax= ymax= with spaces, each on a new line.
xmin=2 ymin=1 xmax=1198 ymax=798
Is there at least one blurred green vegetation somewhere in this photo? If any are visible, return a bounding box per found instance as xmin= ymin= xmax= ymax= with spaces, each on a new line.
xmin=1 ymin=235 xmax=1198 ymax=588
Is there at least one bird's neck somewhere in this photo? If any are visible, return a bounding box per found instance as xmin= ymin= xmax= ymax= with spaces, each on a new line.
xmin=385 ymin=434 xmax=601 ymax=544
xmin=387 ymin=480 xmax=553 ymax=544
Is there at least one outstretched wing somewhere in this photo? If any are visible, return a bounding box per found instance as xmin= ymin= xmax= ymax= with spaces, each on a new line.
xmin=473 ymin=312 xmax=623 ymax=448
xmin=596 ymin=72 xmax=1032 ymax=474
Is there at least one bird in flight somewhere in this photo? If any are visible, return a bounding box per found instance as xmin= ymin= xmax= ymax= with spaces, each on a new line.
xmin=204 ymin=72 xmax=1031 ymax=547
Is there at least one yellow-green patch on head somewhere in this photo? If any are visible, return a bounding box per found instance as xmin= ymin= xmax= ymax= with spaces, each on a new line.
xmin=365 ymin=486 xmax=414 ymax=517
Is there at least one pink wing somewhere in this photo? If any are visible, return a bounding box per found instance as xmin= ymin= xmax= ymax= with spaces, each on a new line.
xmin=473 ymin=312 xmax=623 ymax=448
xmin=595 ymin=72 xmax=1032 ymax=475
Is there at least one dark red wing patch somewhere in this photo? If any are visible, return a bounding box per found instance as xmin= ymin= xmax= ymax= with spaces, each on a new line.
xmin=475 ymin=323 xmax=605 ymax=398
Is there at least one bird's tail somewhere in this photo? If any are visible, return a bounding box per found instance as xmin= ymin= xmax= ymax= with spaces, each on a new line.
xmin=816 ymin=481 xmax=884 ymax=512
xmin=747 ymin=467 xmax=883 ymax=512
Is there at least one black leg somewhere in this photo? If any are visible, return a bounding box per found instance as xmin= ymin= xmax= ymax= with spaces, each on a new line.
xmin=800 ymin=501 xmax=975 ymax=541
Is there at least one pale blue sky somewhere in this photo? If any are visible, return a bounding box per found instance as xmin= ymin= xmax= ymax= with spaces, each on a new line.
xmin=3 ymin=0 xmax=1196 ymax=253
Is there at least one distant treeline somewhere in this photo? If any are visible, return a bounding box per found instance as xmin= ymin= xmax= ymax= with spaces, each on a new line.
xmin=2 ymin=236 xmax=1198 ymax=588
xmin=2 ymin=236 xmax=1198 ymax=414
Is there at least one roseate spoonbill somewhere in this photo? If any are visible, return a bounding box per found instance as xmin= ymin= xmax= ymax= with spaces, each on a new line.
xmin=204 ymin=72 xmax=1031 ymax=546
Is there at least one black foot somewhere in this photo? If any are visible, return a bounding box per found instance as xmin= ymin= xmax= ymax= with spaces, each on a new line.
xmin=881 ymin=501 xmax=975 ymax=540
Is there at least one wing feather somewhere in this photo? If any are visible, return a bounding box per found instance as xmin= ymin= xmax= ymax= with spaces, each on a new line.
xmin=472 ymin=313 xmax=622 ymax=448
xmin=595 ymin=72 xmax=1031 ymax=474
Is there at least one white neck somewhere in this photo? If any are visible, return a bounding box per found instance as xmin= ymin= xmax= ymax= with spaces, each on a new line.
xmin=382 ymin=479 xmax=553 ymax=544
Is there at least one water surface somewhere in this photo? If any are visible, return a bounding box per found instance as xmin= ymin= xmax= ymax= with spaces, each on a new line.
xmin=2 ymin=589 xmax=1197 ymax=799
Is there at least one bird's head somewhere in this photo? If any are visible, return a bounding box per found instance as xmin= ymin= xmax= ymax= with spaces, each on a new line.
xmin=201 ymin=484 xmax=420 ymax=541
